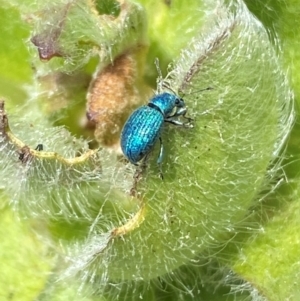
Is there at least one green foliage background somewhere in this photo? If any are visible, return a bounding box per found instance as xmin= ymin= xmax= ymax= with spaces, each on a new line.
xmin=0 ymin=0 xmax=299 ymax=300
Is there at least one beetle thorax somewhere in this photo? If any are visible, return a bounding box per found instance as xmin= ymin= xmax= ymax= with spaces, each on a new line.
xmin=149 ymin=92 xmax=178 ymax=116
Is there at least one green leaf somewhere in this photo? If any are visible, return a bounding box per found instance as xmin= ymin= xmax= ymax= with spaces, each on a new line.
xmin=0 ymin=206 xmax=53 ymax=300
xmin=0 ymin=0 xmax=297 ymax=300
xmin=0 ymin=5 xmax=32 ymax=104
xmin=232 ymin=192 xmax=300 ymax=300
xmin=61 ymin=0 xmax=293 ymax=291
xmin=138 ymin=0 xmax=207 ymax=84
xmin=94 ymin=0 xmax=121 ymax=16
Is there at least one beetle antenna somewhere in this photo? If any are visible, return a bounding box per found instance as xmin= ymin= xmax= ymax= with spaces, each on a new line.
xmin=179 ymin=86 xmax=213 ymax=98
xmin=155 ymin=58 xmax=164 ymax=94
xmin=162 ymin=81 xmax=177 ymax=95
xmin=190 ymin=87 xmax=213 ymax=94
xmin=155 ymin=59 xmax=176 ymax=95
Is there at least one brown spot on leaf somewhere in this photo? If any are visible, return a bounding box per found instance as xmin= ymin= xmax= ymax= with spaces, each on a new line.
xmin=86 ymin=49 xmax=146 ymax=148
xmin=0 ymin=100 xmax=8 ymax=135
xmin=18 ymin=146 xmax=33 ymax=164
xmin=31 ymin=2 xmax=72 ymax=61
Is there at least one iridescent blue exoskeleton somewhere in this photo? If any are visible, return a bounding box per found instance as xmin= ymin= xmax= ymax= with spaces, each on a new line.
xmin=120 ymin=92 xmax=192 ymax=174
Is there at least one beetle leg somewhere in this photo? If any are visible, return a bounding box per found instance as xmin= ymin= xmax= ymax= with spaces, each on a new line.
xmin=175 ymin=106 xmax=187 ymax=116
xmin=168 ymin=106 xmax=187 ymax=118
xmin=181 ymin=112 xmax=193 ymax=124
xmin=176 ymin=108 xmax=194 ymax=123
xmin=168 ymin=107 xmax=193 ymax=124
xmin=165 ymin=117 xmax=193 ymax=128
xmin=157 ymin=137 xmax=164 ymax=179
xmin=165 ymin=118 xmax=184 ymax=126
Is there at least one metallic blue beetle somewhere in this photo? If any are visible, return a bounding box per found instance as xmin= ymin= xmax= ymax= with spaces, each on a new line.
xmin=120 ymin=92 xmax=192 ymax=169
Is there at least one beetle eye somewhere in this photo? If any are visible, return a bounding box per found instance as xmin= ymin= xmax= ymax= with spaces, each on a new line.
xmin=175 ymin=98 xmax=180 ymax=105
